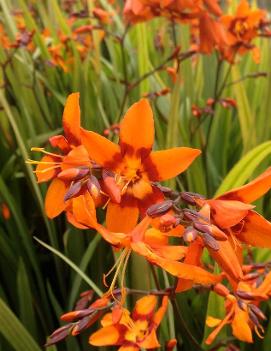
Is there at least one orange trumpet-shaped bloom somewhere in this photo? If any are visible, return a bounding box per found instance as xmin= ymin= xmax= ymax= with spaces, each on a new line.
xmin=206 ymin=280 xmax=268 ymax=344
xmin=198 ymin=167 xmax=271 ymax=249
xmin=81 ymin=99 xmax=201 ymax=232
xmin=220 ymin=0 xmax=266 ymax=62
xmin=89 ymin=295 xmax=168 ymax=350
xmin=27 ymin=93 xmax=97 ymax=220
xmin=72 ymin=193 xmax=221 ymax=288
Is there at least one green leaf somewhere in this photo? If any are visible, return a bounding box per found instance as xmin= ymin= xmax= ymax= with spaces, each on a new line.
xmin=215 ymin=141 xmax=271 ymax=196
xmin=0 ymin=299 xmax=41 ymax=351
xmin=34 ymin=236 xmax=103 ymax=296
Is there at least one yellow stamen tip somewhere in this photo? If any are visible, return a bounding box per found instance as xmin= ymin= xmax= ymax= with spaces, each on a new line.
xmin=31 ymin=147 xmax=45 ymax=152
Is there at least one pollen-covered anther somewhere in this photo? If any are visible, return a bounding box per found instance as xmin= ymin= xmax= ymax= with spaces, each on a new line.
xmin=183 ymin=226 xmax=198 ymax=243
xmin=146 ymin=200 xmax=173 ymax=218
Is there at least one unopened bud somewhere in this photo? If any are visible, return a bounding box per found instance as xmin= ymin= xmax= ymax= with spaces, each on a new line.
xmin=102 ymin=169 xmax=121 ymax=203
xmin=236 ymin=290 xmax=255 ymax=300
xmin=87 ymin=175 xmax=101 ymax=199
xmin=147 ymin=200 xmax=173 ymax=218
xmin=249 ymin=304 xmax=266 ymax=321
xmin=58 ymin=167 xmax=89 ymax=181
xmin=183 ymin=226 xmax=198 ymax=243
xmin=213 ymin=283 xmax=230 ymax=297
xmin=180 ymin=192 xmax=204 ymax=205
xmin=248 ymin=309 xmax=260 ymax=326
xmin=202 ymin=233 xmax=219 ymax=251
xmin=64 ymin=181 xmax=82 ymax=201
xmin=45 ymin=324 xmax=72 ymax=346
xmin=243 ymin=272 xmax=260 ymax=281
xmin=194 ymin=222 xmax=212 ymax=235
xmin=166 ymin=338 xmax=177 ymax=351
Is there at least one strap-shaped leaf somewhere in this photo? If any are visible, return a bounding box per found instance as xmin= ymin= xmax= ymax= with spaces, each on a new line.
xmin=0 ymin=299 xmax=41 ymax=351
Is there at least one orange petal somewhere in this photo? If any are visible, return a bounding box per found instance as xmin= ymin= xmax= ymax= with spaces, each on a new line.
xmin=61 ymin=145 xmax=90 ymax=169
xmin=66 ymin=209 xmax=89 ymax=229
xmin=139 ymin=329 xmax=160 ymax=349
xmin=208 ymin=240 xmax=243 ymax=281
xmin=144 ymin=147 xmax=201 ymax=182
xmin=106 ymin=198 xmax=139 ymax=233
xmin=218 ymin=167 xmax=271 ymax=204
xmin=119 ymin=345 xmax=139 ymax=351
xmin=35 ymin=155 xmax=58 ymax=183
xmin=63 ymin=93 xmax=81 ymax=145
xmin=80 ymin=128 xmax=121 ymax=169
xmin=45 ymin=178 xmax=67 ymax=218
xmin=132 ymin=242 xmax=220 ymax=285
xmin=152 ymin=245 xmax=187 ymax=261
xmin=119 ymin=99 xmax=154 ymax=158
xmin=72 ymin=193 xmax=97 ymax=228
xmin=237 ymin=210 xmax=271 ymax=248
xmin=207 ymin=199 xmax=253 ymax=228
xmin=176 ymin=238 xmax=204 ymax=292
xmin=89 ymin=325 xmax=121 ymax=346
xmin=232 ymin=307 xmax=253 ymax=343
xmin=132 ymin=295 xmax=157 ymax=319
xmin=153 ymin=296 xmax=168 ymax=326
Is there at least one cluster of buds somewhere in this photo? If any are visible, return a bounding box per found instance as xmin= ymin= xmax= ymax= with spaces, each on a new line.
xmin=192 ymin=98 xmax=237 ymax=119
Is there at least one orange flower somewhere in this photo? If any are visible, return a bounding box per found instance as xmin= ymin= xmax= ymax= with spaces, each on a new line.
xmin=71 ymin=193 xmax=221 ymax=291
xmin=183 ymin=168 xmax=271 ymax=283
xmin=81 ymin=99 xmax=201 ymax=232
xmin=220 ymin=0 xmax=266 ymax=62
xmin=200 ymin=167 xmax=271 ymax=249
xmin=27 ymin=93 xmax=99 ymax=221
xmin=206 ymin=280 xmax=267 ymax=344
xmin=89 ymin=295 xmax=168 ymax=350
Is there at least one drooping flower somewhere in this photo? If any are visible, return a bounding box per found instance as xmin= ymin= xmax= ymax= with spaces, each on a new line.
xmin=81 ymin=99 xmax=201 ymax=232
xmin=71 ymin=193 xmax=221 ymax=292
xmin=206 ymin=279 xmax=268 ymax=344
xmin=197 ymin=167 xmax=271 ymax=249
xmin=89 ymin=295 xmax=168 ymax=350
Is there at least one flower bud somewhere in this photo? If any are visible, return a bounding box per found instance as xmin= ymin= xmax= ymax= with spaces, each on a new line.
xmin=236 ymin=290 xmax=255 ymax=300
xmin=147 ymin=200 xmax=173 ymax=218
xmin=64 ymin=181 xmax=82 ymax=201
xmin=202 ymin=233 xmax=219 ymax=251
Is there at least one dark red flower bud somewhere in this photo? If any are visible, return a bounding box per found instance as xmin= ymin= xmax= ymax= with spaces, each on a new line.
xmin=202 ymin=233 xmax=219 ymax=251
xmin=249 ymin=304 xmax=266 ymax=320
xmin=236 ymin=290 xmax=255 ymax=300
xmin=146 ymin=200 xmax=173 ymax=218
xmin=213 ymin=283 xmax=230 ymax=297
xmin=243 ymin=272 xmax=260 ymax=281
xmin=248 ymin=309 xmax=260 ymax=326
xmin=45 ymin=324 xmax=72 ymax=347
xmin=64 ymin=181 xmax=82 ymax=201
xmin=194 ymin=221 xmax=212 ymax=235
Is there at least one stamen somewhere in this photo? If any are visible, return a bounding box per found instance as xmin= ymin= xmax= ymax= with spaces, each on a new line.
xmin=106 ymin=248 xmax=130 ymax=302
xmin=26 ymin=159 xmax=61 ymax=165
xmin=31 ymin=147 xmax=64 ymax=159
xmin=33 ymin=165 xmax=61 ymax=173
